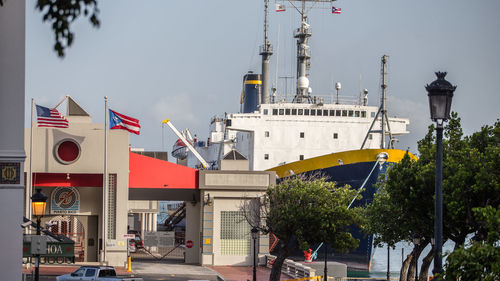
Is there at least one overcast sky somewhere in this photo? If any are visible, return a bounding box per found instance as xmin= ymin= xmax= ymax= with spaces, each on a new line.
xmin=25 ymin=0 xmax=500 ymax=161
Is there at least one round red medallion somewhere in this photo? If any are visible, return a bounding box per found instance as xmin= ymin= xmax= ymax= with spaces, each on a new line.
xmin=54 ymin=139 xmax=81 ymax=164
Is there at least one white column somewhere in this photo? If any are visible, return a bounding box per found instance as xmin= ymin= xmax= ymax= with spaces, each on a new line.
xmin=140 ymin=213 xmax=145 ymax=234
xmin=0 ymin=0 xmax=26 ymax=280
xmin=152 ymin=213 xmax=157 ymax=232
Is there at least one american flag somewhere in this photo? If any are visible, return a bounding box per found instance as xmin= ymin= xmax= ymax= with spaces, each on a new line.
xmin=36 ymin=105 xmax=69 ymax=128
xmin=332 ymin=6 xmax=341 ymax=14
xmin=109 ymin=109 xmax=141 ymax=135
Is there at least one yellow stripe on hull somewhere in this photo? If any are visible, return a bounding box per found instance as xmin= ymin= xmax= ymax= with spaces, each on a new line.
xmin=267 ymin=149 xmax=416 ymax=178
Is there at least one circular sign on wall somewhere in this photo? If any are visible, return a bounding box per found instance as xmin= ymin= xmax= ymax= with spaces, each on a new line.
xmin=186 ymin=240 xmax=193 ymax=248
xmin=53 ymin=139 xmax=81 ymax=165
xmin=51 ymin=187 xmax=80 ymax=214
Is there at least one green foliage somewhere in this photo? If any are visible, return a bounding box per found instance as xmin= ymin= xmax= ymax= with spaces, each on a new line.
xmin=35 ymin=0 xmax=100 ymax=57
xmin=443 ymin=206 xmax=500 ymax=281
xmin=266 ymin=176 xmax=362 ymax=253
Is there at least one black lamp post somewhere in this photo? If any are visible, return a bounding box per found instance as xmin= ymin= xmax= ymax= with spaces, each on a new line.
xmin=425 ymin=72 xmax=456 ymax=276
xmin=31 ymin=188 xmax=48 ymax=281
xmin=251 ymin=227 xmax=259 ymax=281
xmin=413 ymin=235 xmax=420 ymax=281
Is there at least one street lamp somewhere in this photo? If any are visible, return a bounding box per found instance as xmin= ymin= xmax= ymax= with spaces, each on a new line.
xmin=31 ymin=188 xmax=48 ymax=281
xmin=413 ymin=235 xmax=420 ymax=281
xmin=251 ymin=227 xmax=259 ymax=281
xmin=426 ymin=71 xmax=456 ymax=276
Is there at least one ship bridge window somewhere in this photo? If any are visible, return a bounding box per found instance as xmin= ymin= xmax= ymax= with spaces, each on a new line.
xmin=369 ymin=134 xmax=373 ymax=140
xmin=263 ymin=109 xmax=268 ymax=115
xmin=265 ymin=131 xmax=270 ymax=137
xmin=371 ymin=112 xmax=375 ymax=118
xmin=329 ymin=110 xmax=335 ymax=116
xmin=361 ymin=111 xmax=366 ymax=118
xmin=336 ymin=110 xmax=341 ymax=116
xmin=355 ymin=111 xmax=360 ymax=117
xmin=300 ymin=132 xmax=305 ymax=138
xmin=298 ymin=109 xmax=303 ymax=115
xmin=317 ymin=110 xmax=322 ymax=116
xmin=285 ymin=109 xmax=291 ymax=115
xmin=273 ymin=109 xmax=278 ymax=115
xmin=300 ymin=155 xmax=304 ymax=160
xmin=348 ymin=110 xmax=354 ymax=117
xmin=342 ymin=110 xmax=347 ymax=116
xmin=279 ymin=109 xmax=284 ymax=115
xmin=304 ymin=109 xmax=310 ymax=115
xmin=310 ymin=110 xmax=316 ymax=116
xmin=292 ymin=109 xmax=297 ymax=115
xmin=333 ymin=133 xmax=338 ymax=139
xmin=324 ymin=110 xmax=329 ymax=116
xmin=264 ymin=154 xmax=269 ymax=160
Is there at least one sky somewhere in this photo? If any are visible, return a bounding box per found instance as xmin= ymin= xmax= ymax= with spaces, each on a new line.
xmin=25 ymin=0 xmax=500 ymax=161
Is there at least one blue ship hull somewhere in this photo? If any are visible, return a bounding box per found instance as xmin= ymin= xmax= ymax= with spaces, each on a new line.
xmin=268 ymin=149 xmax=414 ymax=271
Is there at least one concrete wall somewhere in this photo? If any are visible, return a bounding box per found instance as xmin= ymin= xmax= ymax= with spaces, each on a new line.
xmin=0 ymin=0 xmax=26 ymax=280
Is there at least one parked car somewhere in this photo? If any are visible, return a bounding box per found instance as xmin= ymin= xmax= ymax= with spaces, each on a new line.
xmin=127 ymin=230 xmax=143 ymax=248
xmin=56 ymin=266 xmax=143 ymax=281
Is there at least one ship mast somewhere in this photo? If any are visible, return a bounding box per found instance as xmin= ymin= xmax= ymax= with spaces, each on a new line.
xmin=292 ymin=0 xmax=312 ymax=103
xmin=260 ymin=0 xmax=273 ymax=104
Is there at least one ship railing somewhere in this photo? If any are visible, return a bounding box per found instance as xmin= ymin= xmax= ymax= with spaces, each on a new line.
xmin=272 ymin=94 xmax=367 ymax=106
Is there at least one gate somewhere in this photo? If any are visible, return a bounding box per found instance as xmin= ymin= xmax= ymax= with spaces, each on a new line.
xmin=47 ymin=216 xmax=85 ymax=262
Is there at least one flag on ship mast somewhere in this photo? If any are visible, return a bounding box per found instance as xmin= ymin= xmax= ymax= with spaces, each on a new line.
xmin=275 ymin=3 xmax=286 ymax=12
xmin=332 ymin=6 xmax=341 ymax=14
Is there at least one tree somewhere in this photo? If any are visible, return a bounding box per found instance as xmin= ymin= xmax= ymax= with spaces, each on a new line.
xmin=1 ymin=0 xmax=100 ymax=57
xmin=443 ymin=206 xmax=500 ymax=281
xmin=364 ymin=114 xmax=500 ymax=281
xmin=244 ymin=175 xmax=362 ymax=281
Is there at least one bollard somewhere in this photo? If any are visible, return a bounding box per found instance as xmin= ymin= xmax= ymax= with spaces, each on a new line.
xmin=127 ymin=256 xmax=132 ymax=272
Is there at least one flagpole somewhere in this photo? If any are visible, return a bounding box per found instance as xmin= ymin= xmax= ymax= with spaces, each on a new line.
xmin=103 ymin=96 xmax=108 ymax=264
xmin=27 ymin=98 xmax=34 ymax=230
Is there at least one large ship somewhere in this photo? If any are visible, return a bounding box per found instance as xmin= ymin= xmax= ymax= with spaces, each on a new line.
xmin=175 ymin=0 xmax=412 ymax=271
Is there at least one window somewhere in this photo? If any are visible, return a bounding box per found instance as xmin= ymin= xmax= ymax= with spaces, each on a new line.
xmin=279 ymin=109 xmax=284 ymax=115
xmin=342 ymin=110 xmax=347 ymax=116
xmin=310 ymin=109 xmax=316 ymax=116
xmin=300 ymin=155 xmax=304 ymax=160
xmin=263 ymin=109 xmax=268 ymax=115
xmin=85 ymin=269 xmax=96 ymax=277
xmin=371 ymin=112 xmax=375 ymax=118
xmin=220 ymin=211 xmax=251 ymax=255
xmin=264 ymin=131 xmax=270 ymax=137
xmin=264 ymin=154 xmax=269 ymax=160
xmin=348 ymin=110 xmax=354 ymax=117
xmin=317 ymin=110 xmax=322 ymax=116
xmin=355 ymin=111 xmax=360 ymax=117
xmin=108 ymin=174 xmax=117 ymax=239
xmin=324 ymin=110 xmax=329 ymax=116
xmin=329 ymin=110 xmax=335 ymax=116
xmin=272 ymin=109 xmax=278 ymax=115
xmin=369 ymin=134 xmax=373 ymax=140
xmin=292 ymin=109 xmax=297 ymax=115
xmin=336 ymin=110 xmax=341 ymax=116
xmin=72 ymin=268 xmax=85 ymax=277
xmin=361 ymin=111 xmax=366 ymax=118
xmin=298 ymin=109 xmax=303 ymax=115
xmin=285 ymin=109 xmax=291 ymax=115
xmin=300 ymin=132 xmax=305 ymax=138
xmin=304 ymin=109 xmax=310 ymax=115
xmin=333 ymin=133 xmax=338 ymax=139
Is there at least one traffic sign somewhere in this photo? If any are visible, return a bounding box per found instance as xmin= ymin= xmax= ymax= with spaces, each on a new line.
xmin=123 ymin=234 xmax=135 ymax=239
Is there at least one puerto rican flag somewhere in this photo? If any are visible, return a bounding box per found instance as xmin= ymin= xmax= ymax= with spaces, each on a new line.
xmin=332 ymin=6 xmax=341 ymax=14
xmin=109 ymin=109 xmax=141 ymax=135
xmin=36 ymin=104 xmax=69 ymax=128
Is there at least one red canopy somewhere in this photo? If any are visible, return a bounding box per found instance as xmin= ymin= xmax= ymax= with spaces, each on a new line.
xmin=129 ymin=152 xmax=198 ymax=189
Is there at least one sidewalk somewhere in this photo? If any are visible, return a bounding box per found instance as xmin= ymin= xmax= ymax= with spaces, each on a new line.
xmin=22 ymin=264 xmax=131 ymax=276
xmin=210 ymin=266 xmax=290 ymax=281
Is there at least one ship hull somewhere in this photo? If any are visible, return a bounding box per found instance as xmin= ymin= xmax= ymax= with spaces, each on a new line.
xmin=267 ymin=149 xmax=415 ymax=271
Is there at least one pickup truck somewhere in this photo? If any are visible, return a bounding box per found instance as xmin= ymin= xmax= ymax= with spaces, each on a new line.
xmin=56 ymin=266 xmax=143 ymax=281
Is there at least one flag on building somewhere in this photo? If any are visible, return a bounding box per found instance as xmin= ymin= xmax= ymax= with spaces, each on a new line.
xmin=332 ymin=6 xmax=341 ymax=14
xmin=275 ymin=3 xmax=286 ymax=12
xmin=36 ymin=105 xmax=69 ymax=128
xmin=109 ymin=109 xmax=141 ymax=135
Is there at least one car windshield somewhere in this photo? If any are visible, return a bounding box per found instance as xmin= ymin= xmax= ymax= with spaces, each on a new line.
xmin=72 ymin=268 xmax=85 ymax=277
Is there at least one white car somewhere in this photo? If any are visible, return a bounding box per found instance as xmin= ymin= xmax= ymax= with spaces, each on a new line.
xmin=56 ymin=266 xmax=143 ymax=281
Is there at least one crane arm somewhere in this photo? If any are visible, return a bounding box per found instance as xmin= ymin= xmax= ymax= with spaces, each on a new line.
xmin=162 ymin=118 xmax=209 ymax=169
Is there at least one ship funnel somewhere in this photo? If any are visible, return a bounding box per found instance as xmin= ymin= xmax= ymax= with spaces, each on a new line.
xmin=241 ymin=73 xmax=262 ymax=113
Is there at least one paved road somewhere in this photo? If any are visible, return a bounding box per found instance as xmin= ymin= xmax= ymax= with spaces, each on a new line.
xmin=32 ymin=274 xmax=218 ymax=281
